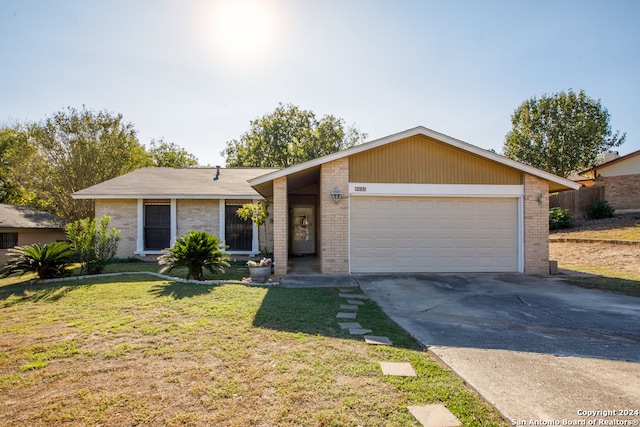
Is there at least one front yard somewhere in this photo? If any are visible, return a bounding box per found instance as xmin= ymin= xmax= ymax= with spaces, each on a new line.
xmin=0 ymin=273 xmax=505 ymax=426
xmin=550 ymin=212 xmax=640 ymax=297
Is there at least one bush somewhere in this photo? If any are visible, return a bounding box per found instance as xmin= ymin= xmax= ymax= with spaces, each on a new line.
xmin=549 ymin=207 xmax=573 ymax=230
xmin=158 ymin=231 xmax=230 ymax=281
xmin=66 ymin=216 xmax=121 ymax=275
xmin=0 ymin=242 xmax=75 ymax=279
xmin=587 ymin=200 xmax=615 ymax=219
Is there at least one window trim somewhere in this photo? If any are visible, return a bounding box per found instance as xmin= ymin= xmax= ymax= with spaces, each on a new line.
xmin=135 ymin=199 xmax=177 ymax=256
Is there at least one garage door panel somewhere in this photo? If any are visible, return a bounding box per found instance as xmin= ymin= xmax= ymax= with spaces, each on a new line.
xmin=350 ymin=196 xmax=519 ymax=273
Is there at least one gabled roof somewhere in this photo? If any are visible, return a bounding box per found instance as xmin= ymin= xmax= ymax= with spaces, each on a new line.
xmin=73 ymin=167 xmax=280 ymax=199
xmin=248 ymin=126 xmax=581 ymax=192
xmin=579 ymin=149 xmax=640 ymax=175
xmin=0 ymin=204 xmax=66 ymax=229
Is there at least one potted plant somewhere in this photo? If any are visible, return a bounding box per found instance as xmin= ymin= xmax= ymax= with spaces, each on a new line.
xmin=247 ymin=257 xmax=271 ymax=283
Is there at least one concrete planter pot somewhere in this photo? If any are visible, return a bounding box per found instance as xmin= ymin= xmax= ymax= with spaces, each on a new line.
xmin=248 ymin=265 xmax=270 ymax=283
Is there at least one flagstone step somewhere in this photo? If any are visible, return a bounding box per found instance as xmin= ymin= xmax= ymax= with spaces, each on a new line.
xmin=408 ymin=404 xmax=462 ymax=427
xmin=336 ymin=312 xmax=357 ymax=319
xmin=379 ymin=362 xmax=416 ymax=377
xmin=338 ymin=322 xmax=362 ymax=329
xmin=364 ymin=336 xmax=392 ymax=345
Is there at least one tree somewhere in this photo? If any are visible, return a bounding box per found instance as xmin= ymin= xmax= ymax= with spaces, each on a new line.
xmin=27 ymin=106 xmax=152 ymax=220
xmin=66 ymin=215 xmax=121 ymax=275
xmin=222 ymin=103 xmax=367 ymax=167
xmin=0 ymin=241 xmax=75 ymax=280
xmin=503 ymin=90 xmax=626 ymax=178
xmin=0 ymin=126 xmax=46 ymax=208
xmin=158 ymin=231 xmax=230 ymax=281
xmin=148 ymin=138 xmax=199 ymax=167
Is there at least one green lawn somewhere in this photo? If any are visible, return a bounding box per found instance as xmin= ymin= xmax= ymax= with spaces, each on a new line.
xmin=0 ymin=273 xmax=506 ymax=426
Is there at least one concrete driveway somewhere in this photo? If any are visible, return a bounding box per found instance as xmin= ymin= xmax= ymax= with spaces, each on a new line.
xmin=354 ymin=273 xmax=640 ymax=422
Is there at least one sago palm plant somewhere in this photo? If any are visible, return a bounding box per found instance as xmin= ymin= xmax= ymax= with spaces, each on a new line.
xmin=158 ymin=231 xmax=230 ymax=281
xmin=0 ymin=241 xmax=75 ymax=279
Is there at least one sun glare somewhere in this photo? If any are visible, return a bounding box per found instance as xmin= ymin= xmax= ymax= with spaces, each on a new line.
xmin=208 ymin=0 xmax=279 ymax=66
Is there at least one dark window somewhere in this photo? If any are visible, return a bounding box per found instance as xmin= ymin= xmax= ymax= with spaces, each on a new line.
xmin=225 ymin=202 xmax=252 ymax=251
xmin=144 ymin=204 xmax=170 ymax=250
xmin=0 ymin=233 xmax=18 ymax=249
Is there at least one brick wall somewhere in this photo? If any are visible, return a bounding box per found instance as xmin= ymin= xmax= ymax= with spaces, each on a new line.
xmin=273 ymin=177 xmax=288 ymax=276
xmin=95 ymin=199 xmax=138 ymax=258
xmin=320 ymin=158 xmax=349 ymax=274
xmin=523 ymin=174 xmax=549 ymax=274
xmin=601 ymin=174 xmax=640 ymax=211
xmin=177 ymin=200 xmax=219 ymax=237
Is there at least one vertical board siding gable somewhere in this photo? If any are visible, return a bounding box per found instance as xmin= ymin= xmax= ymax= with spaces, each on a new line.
xmin=349 ymin=135 xmax=522 ymax=185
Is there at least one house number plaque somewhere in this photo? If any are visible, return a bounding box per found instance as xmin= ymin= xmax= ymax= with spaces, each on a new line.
xmin=354 ymin=186 xmax=367 ymax=192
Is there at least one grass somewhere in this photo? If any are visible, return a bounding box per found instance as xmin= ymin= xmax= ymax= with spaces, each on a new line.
xmin=564 ymin=275 xmax=640 ymax=298
xmin=0 ymin=273 xmax=506 ymax=426
xmin=551 ymin=214 xmax=640 ymax=241
xmin=549 ymin=214 xmax=640 ymax=297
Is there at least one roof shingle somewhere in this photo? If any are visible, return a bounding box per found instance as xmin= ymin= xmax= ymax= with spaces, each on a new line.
xmin=73 ymin=167 xmax=279 ymax=199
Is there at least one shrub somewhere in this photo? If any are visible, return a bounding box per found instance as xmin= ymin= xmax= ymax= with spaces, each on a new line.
xmin=158 ymin=231 xmax=230 ymax=281
xmin=587 ymin=200 xmax=615 ymax=219
xmin=0 ymin=242 xmax=75 ymax=279
xmin=549 ymin=207 xmax=573 ymax=230
xmin=66 ymin=216 xmax=121 ymax=275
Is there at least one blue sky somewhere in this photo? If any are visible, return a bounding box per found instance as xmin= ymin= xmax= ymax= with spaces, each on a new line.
xmin=1 ymin=0 xmax=638 ymax=167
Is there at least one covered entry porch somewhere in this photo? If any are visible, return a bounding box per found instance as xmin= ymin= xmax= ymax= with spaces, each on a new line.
xmin=252 ymin=158 xmax=349 ymax=276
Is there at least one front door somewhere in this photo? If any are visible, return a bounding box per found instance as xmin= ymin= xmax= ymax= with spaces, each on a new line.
xmin=291 ymin=205 xmax=315 ymax=254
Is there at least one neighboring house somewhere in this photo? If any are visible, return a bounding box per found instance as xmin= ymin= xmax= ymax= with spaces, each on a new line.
xmin=73 ymin=167 xmax=279 ymax=259
xmin=0 ymin=204 xmax=67 ymax=264
xmin=577 ymin=149 xmax=640 ymax=212
xmin=74 ymin=126 xmax=579 ymax=275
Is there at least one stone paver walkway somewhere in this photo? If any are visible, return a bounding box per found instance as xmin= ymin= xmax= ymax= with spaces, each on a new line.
xmin=335 ymin=286 xmax=460 ymax=427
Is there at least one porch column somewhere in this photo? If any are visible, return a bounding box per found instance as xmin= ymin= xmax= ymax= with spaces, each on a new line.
xmin=320 ymin=158 xmax=349 ymax=274
xmin=523 ymin=174 xmax=550 ymax=274
xmin=273 ymin=176 xmax=288 ymax=276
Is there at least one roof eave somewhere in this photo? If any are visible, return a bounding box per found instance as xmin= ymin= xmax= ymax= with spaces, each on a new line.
xmin=248 ymin=126 xmax=582 ymax=191
xmin=72 ymin=194 xmax=266 ymax=200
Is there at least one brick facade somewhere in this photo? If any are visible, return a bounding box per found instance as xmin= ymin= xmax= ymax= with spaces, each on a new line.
xmin=601 ymin=175 xmax=640 ymax=211
xmin=95 ymin=199 xmax=138 ymax=258
xmin=319 ymin=158 xmax=349 ymax=274
xmin=176 ymin=200 xmax=219 ymax=237
xmin=273 ymin=177 xmax=288 ymax=276
xmin=96 ymin=198 xmax=269 ymax=260
xmin=523 ymin=174 xmax=549 ymax=274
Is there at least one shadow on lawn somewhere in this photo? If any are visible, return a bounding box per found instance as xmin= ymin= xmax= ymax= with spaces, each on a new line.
xmin=149 ymin=281 xmax=214 ymax=299
xmin=0 ymin=279 xmax=86 ymax=306
xmin=0 ymin=273 xmax=217 ymax=306
xmin=252 ymin=286 xmax=421 ymax=350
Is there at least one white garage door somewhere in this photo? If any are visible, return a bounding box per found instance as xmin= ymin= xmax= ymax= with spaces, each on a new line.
xmin=349 ymin=196 xmax=519 ymax=273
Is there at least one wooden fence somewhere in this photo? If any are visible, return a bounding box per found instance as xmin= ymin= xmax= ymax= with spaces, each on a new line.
xmin=549 ymin=186 xmax=604 ymax=218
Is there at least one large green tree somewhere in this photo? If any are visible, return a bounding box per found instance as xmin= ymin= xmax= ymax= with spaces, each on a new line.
xmin=148 ymin=138 xmax=199 ymax=167
xmin=503 ymin=90 xmax=626 ymax=178
xmin=2 ymin=107 xmax=199 ymax=221
xmin=222 ymin=103 xmax=368 ymax=167
xmin=0 ymin=126 xmax=47 ymax=208
xmin=27 ymin=106 xmax=152 ymax=220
